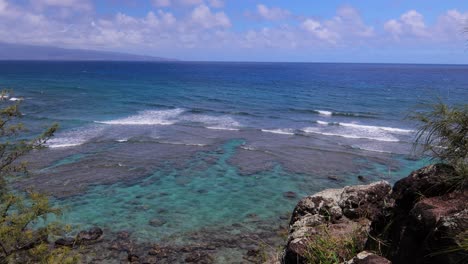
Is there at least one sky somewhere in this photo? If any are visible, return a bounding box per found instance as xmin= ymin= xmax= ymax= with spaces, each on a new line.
xmin=0 ymin=0 xmax=467 ymax=63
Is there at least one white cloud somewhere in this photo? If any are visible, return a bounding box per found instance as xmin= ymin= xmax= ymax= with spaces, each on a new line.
xmin=256 ymin=4 xmax=290 ymax=21
xmin=330 ymin=6 xmax=374 ymax=38
xmin=191 ymin=4 xmax=231 ymax=29
xmin=433 ymin=9 xmax=468 ymax=41
xmin=301 ymin=19 xmax=338 ymax=43
xmin=0 ymin=0 xmax=8 ymax=13
xmin=0 ymin=1 xmax=466 ymax=59
xmin=384 ymin=10 xmax=428 ymax=38
xmin=384 ymin=19 xmax=403 ymax=37
xmin=300 ymin=6 xmax=373 ymax=44
xmin=384 ymin=9 xmax=468 ymax=43
xmin=401 ymin=10 xmax=427 ymax=36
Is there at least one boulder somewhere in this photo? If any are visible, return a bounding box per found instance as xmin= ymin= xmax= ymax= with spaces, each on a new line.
xmin=390 ymin=191 xmax=468 ymax=264
xmin=392 ymin=164 xmax=456 ymax=212
xmin=55 ymin=227 xmax=103 ymax=248
xmin=55 ymin=237 xmax=75 ymax=247
xmin=184 ymin=251 xmax=214 ymax=263
xmin=76 ymin=227 xmax=103 ymax=244
xmin=368 ymin=164 xmax=468 ymax=264
xmin=283 ymin=181 xmax=392 ymax=264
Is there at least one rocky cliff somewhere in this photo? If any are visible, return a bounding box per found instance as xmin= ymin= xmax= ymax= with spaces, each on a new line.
xmin=282 ymin=164 xmax=467 ymax=264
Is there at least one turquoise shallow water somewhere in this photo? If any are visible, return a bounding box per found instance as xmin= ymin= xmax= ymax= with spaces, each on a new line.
xmin=1 ymin=62 xmax=466 ymax=259
xmin=55 ymin=140 xmax=310 ymax=241
xmin=42 ymin=139 xmax=428 ymax=245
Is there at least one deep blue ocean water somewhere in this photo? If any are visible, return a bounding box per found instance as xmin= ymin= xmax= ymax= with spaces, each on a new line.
xmin=1 ymin=61 xmax=467 ymax=261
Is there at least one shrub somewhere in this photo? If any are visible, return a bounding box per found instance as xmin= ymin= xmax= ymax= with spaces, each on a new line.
xmin=0 ymin=91 xmax=78 ymax=263
xmin=303 ymin=226 xmax=364 ymax=264
xmin=411 ymin=102 xmax=468 ymax=186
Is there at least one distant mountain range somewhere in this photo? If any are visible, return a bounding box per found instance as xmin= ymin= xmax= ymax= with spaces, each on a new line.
xmin=0 ymin=42 xmax=174 ymax=61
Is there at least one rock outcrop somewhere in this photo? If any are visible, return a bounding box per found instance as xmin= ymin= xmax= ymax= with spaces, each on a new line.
xmin=383 ymin=164 xmax=467 ymax=264
xmin=283 ymin=181 xmax=392 ymax=263
xmin=55 ymin=227 xmax=103 ymax=247
xmin=282 ymin=164 xmax=467 ymax=264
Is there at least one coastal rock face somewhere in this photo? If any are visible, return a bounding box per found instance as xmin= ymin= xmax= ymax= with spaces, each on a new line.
xmin=76 ymin=227 xmax=104 ymax=243
xmin=391 ymin=164 xmax=456 ymax=212
xmin=283 ymin=181 xmax=392 ymax=263
xmin=282 ymin=163 xmax=467 ymax=264
xmin=386 ymin=164 xmax=467 ymax=264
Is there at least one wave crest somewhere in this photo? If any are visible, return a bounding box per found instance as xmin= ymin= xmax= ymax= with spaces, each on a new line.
xmin=96 ymin=109 xmax=184 ymax=125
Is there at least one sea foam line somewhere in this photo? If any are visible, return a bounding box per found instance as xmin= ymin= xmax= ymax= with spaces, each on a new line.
xmin=206 ymin=126 xmax=240 ymax=131
xmin=316 ymin=110 xmax=333 ymax=116
xmin=301 ymin=127 xmax=400 ymax=142
xmin=261 ymin=129 xmax=295 ymax=135
xmin=338 ymin=122 xmax=414 ymax=133
xmin=315 ymin=120 xmax=413 ymax=134
xmin=95 ymin=108 xmax=184 ymax=125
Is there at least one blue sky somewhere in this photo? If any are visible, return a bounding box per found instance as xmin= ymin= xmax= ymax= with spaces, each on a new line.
xmin=0 ymin=0 xmax=467 ymax=63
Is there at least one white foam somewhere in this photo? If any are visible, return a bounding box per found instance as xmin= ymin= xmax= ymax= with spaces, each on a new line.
xmin=48 ymin=143 xmax=83 ymax=148
xmin=261 ymin=129 xmax=294 ymax=135
xmin=9 ymin=97 xmax=23 ymax=101
xmin=339 ymin=122 xmax=413 ymax=133
xmin=96 ymin=108 xmax=184 ymax=126
xmin=47 ymin=125 xmax=105 ymax=148
xmin=316 ymin=120 xmax=329 ymax=125
xmin=240 ymin=145 xmax=256 ymax=151
xmin=206 ymin=126 xmax=239 ymax=131
xmin=116 ymin=139 xmax=128 ymax=143
xmin=302 ymin=127 xmax=400 ymax=142
xmin=316 ymin=110 xmax=333 ymax=116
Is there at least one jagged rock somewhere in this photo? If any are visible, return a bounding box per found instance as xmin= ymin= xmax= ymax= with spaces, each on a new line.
xmin=148 ymin=244 xmax=172 ymax=258
xmin=76 ymin=227 xmax=103 ymax=244
xmin=55 ymin=237 xmax=75 ymax=247
xmin=55 ymin=227 xmax=103 ymax=248
xmin=389 ymin=190 xmax=468 ymax=264
xmin=345 ymin=251 xmax=391 ymax=264
xmin=339 ymin=181 xmax=393 ymax=221
xmin=184 ymin=251 xmax=214 ymax=263
xmin=283 ymin=181 xmax=392 ymax=264
xmin=361 ymin=164 xmax=468 ymax=264
xmin=127 ymin=253 xmax=139 ymax=262
xmin=392 ymin=164 xmax=456 ymax=212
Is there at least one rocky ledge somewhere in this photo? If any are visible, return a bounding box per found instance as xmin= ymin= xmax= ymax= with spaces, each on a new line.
xmin=282 ymin=164 xmax=467 ymax=264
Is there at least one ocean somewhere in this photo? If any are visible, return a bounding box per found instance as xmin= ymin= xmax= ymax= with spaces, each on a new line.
xmin=1 ymin=61 xmax=467 ymax=261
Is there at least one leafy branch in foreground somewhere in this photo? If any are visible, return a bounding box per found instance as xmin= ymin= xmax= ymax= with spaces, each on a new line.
xmin=0 ymin=92 xmax=78 ymax=263
xmin=410 ymin=102 xmax=468 ymax=186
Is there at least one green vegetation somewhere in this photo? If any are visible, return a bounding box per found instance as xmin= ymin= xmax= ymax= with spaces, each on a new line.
xmin=303 ymin=226 xmax=364 ymax=264
xmin=0 ymin=92 xmax=78 ymax=263
xmin=411 ymin=102 xmax=468 ymax=186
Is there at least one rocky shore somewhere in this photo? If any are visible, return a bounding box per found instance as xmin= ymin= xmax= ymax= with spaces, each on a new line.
xmin=282 ymin=164 xmax=467 ymax=264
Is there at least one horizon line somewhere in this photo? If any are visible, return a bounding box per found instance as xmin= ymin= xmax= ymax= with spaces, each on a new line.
xmin=0 ymin=59 xmax=467 ymax=66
